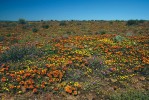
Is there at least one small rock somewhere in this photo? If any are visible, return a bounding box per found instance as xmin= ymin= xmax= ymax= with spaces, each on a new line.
xmin=21 ymin=86 xmax=26 ymax=93
xmin=131 ymin=77 xmax=138 ymax=83
xmin=134 ymin=82 xmax=143 ymax=89
xmin=86 ymin=93 xmax=96 ymax=100
xmin=110 ymin=78 xmax=117 ymax=83
xmin=45 ymin=93 xmax=51 ymax=100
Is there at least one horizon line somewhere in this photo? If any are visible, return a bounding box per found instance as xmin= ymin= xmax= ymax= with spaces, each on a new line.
xmin=0 ymin=19 xmax=148 ymax=22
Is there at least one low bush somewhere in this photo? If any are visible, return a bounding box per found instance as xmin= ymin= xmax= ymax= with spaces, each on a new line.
xmin=126 ymin=20 xmax=145 ymax=26
xmin=113 ymin=35 xmax=125 ymax=42
xmin=0 ymin=44 xmax=43 ymax=62
xmin=18 ymin=18 xmax=27 ymax=24
xmin=32 ymin=28 xmax=38 ymax=33
xmin=109 ymin=90 xmax=149 ymax=100
xmin=0 ymin=36 xmax=4 ymax=42
xmin=6 ymin=33 xmax=12 ymax=37
xmin=95 ymin=30 xmax=106 ymax=35
xmin=42 ymin=24 xmax=49 ymax=29
xmin=59 ymin=21 xmax=67 ymax=26
xmin=87 ymin=56 xmax=105 ymax=77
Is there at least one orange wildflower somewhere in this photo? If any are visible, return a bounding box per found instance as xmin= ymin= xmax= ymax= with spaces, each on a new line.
xmin=41 ymin=69 xmax=47 ymax=75
xmin=19 ymin=81 xmax=25 ymax=85
xmin=33 ymin=88 xmax=37 ymax=93
xmin=52 ymin=70 xmax=59 ymax=78
xmin=33 ymin=69 xmax=38 ymax=73
xmin=10 ymin=73 xmax=15 ymax=78
xmin=65 ymin=85 xmax=72 ymax=94
xmin=17 ymin=85 xmax=21 ymax=89
xmin=49 ymin=79 xmax=54 ymax=83
xmin=53 ymin=87 xmax=59 ymax=91
xmin=55 ymin=43 xmax=61 ymax=47
xmin=62 ymin=66 xmax=67 ymax=71
xmin=41 ymin=84 xmax=45 ymax=88
xmin=9 ymin=85 xmax=15 ymax=89
xmin=29 ymin=85 xmax=34 ymax=89
xmin=73 ymin=91 xmax=78 ymax=95
xmin=1 ymin=64 xmax=5 ymax=68
xmin=142 ymin=57 xmax=149 ymax=64
xmin=45 ymin=64 xmax=50 ymax=67
xmin=68 ymin=60 xmax=73 ymax=64
xmin=47 ymin=73 xmax=52 ymax=78
xmin=1 ymin=77 xmax=7 ymax=82
xmin=41 ymin=81 xmax=46 ymax=85
xmin=5 ymin=67 xmax=9 ymax=71
xmin=24 ymin=72 xmax=31 ymax=77
xmin=110 ymin=67 xmax=117 ymax=72
xmin=18 ymin=70 xmax=25 ymax=75
xmin=0 ymin=68 xmax=5 ymax=72
xmin=16 ymin=77 xmax=21 ymax=82
xmin=27 ymin=79 xmax=34 ymax=85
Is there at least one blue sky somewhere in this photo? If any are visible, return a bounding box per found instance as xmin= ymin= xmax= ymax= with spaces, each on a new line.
xmin=0 ymin=0 xmax=149 ymax=21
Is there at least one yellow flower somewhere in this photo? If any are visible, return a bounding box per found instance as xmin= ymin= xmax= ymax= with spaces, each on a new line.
xmin=74 ymin=82 xmax=79 ymax=87
xmin=74 ymin=82 xmax=81 ymax=88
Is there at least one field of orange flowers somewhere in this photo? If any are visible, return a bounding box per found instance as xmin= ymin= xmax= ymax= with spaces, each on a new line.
xmin=0 ymin=20 xmax=149 ymax=99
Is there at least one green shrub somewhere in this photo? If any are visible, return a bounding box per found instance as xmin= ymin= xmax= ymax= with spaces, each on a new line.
xmin=88 ymin=56 xmax=105 ymax=77
xmin=113 ymin=35 xmax=125 ymax=42
xmin=126 ymin=20 xmax=138 ymax=26
xmin=0 ymin=44 xmax=43 ymax=62
xmin=42 ymin=24 xmax=49 ymax=29
xmin=66 ymin=31 xmax=75 ymax=35
xmin=22 ymin=24 xmax=32 ymax=30
xmin=18 ymin=18 xmax=27 ymax=24
xmin=10 ymin=38 xmax=19 ymax=44
xmin=126 ymin=20 xmax=145 ymax=26
xmin=32 ymin=28 xmax=38 ymax=33
xmin=6 ymin=33 xmax=11 ymax=37
xmin=96 ymin=30 xmax=106 ymax=35
xmin=109 ymin=21 xmax=113 ymax=24
xmin=140 ymin=65 xmax=149 ymax=76
xmin=64 ymin=68 xmax=85 ymax=81
xmin=126 ymin=32 xmax=133 ymax=36
xmin=59 ymin=21 xmax=67 ymax=26
xmin=42 ymin=44 xmax=57 ymax=55
xmin=109 ymin=90 xmax=149 ymax=100
xmin=0 ymin=36 xmax=4 ymax=42
xmin=76 ymin=22 xmax=82 ymax=25
xmin=138 ymin=20 xmax=145 ymax=23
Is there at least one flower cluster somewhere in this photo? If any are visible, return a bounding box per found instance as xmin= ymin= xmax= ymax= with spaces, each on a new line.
xmin=0 ymin=34 xmax=148 ymax=95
